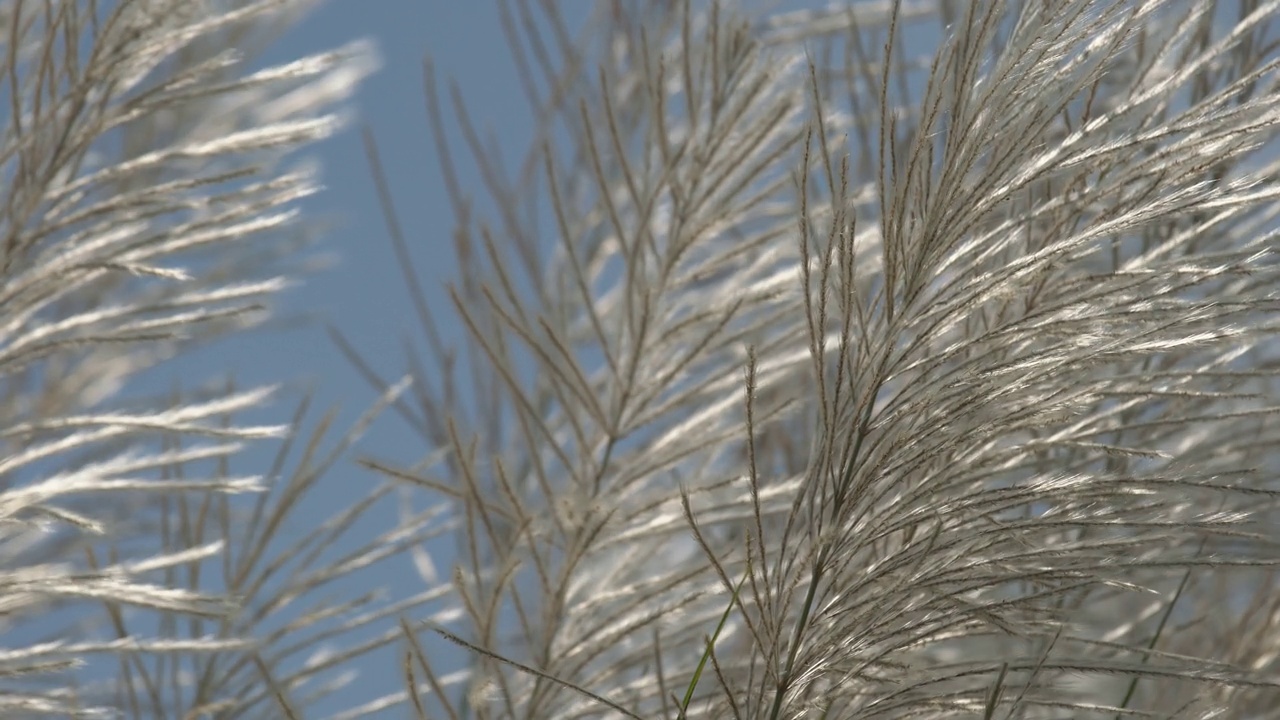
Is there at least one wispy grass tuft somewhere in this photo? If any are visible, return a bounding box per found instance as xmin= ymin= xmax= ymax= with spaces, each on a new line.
xmin=0 ymin=1 xmax=447 ymax=717
xmin=353 ymin=0 xmax=1280 ymax=718
xmin=8 ymin=0 xmax=1280 ymax=718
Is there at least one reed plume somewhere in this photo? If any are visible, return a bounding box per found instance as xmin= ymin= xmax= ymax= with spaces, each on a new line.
xmin=6 ymin=0 xmax=1280 ymax=718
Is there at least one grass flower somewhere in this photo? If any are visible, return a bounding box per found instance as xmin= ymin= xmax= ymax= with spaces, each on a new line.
xmin=7 ymin=0 xmax=1280 ymax=718
xmin=359 ymin=1 xmax=1280 ymax=717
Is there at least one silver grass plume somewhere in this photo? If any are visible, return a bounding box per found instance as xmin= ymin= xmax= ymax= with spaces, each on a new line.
xmin=0 ymin=0 xmax=445 ymax=717
xmin=351 ymin=0 xmax=1280 ymax=718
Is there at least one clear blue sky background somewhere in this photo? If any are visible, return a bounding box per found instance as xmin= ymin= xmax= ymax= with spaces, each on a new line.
xmin=213 ymin=0 xmax=532 ymax=443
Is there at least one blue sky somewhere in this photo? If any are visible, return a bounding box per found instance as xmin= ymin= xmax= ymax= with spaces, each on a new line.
xmin=207 ymin=1 xmax=532 ymax=440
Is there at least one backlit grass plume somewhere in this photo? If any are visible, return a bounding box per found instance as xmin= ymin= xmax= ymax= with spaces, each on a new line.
xmin=0 ymin=1 xmax=425 ymax=717
xmin=353 ymin=1 xmax=1280 ymax=718
xmin=6 ymin=0 xmax=1280 ymax=718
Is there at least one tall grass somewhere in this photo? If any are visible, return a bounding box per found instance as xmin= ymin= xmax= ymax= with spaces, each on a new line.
xmin=0 ymin=0 xmax=414 ymax=716
xmin=5 ymin=0 xmax=1280 ymax=718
